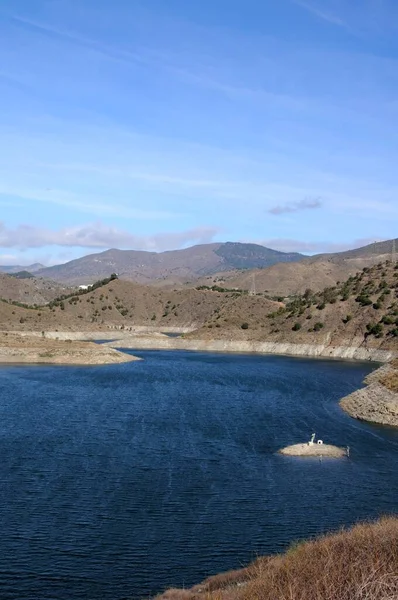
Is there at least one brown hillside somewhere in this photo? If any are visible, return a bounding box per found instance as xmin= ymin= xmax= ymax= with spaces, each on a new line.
xmin=219 ymin=254 xmax=396 ymax=297
xmin=0 ymin=278 xmax=279 ymax=333
xmin=0 ymin=274 xmax=71 ymax=306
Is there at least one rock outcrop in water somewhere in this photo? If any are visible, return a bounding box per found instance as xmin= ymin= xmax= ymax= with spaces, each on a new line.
xmin=279 ymin=433 xmax=347 ymax=458
xmin=279 ymin=442 xmax=347 ymax=458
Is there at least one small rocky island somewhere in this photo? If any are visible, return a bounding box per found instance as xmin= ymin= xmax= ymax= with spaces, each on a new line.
xmin=279 ymin=434 xmax=348 ymax=458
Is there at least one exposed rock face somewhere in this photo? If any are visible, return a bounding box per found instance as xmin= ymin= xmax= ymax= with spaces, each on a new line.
xmin=106 ymin=336 xmax=394 ymax=362
xmin=340 ymin=363 xmax=398 ymax=427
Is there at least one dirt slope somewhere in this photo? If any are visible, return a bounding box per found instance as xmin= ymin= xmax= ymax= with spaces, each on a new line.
xmin=0 ymin=274 xmax=70 ymax=306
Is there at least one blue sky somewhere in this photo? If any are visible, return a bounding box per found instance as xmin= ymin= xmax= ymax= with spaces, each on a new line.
xmin=0 ymin=0 xmax=397 ymax=265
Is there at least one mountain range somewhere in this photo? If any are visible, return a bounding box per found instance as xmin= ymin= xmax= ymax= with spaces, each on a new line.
xmin=32 ymin=242 xmax=304 ymax=285
xmin=0 ymin=263 xmax=45 ymax=275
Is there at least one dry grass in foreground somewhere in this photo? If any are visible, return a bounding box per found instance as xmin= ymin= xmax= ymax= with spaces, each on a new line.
xmin=154 ymin=516 xmax=398 ymax=600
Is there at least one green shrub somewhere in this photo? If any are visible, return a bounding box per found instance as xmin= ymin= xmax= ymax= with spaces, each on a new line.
xmin=356 ymin=295 xmax=372 ymax=306
xmin=292 ymin=323 xmax=301 ymax=331
xmin=366 ymin=322 xmax=383 ymax=337
xmin=381 ymin=315 xmax=394 ymax=325
xmin=241 ymin=322 xmax=249 ymax=330
xmin=314 ymin=322 xmax=324 ymax=331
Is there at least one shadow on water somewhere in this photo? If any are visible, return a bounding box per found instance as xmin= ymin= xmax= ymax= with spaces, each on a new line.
xmin=0 ymin=350 xmax=396 ymax=600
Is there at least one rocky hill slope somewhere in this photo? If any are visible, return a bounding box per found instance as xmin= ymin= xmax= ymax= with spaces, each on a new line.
xmin=188 ymin=259 xmax=398 ymax=351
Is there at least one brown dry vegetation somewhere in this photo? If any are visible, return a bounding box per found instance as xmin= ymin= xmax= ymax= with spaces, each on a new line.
xmin=154 ymin=517 xmax=398 ymax=600
xmin=379 ymin=359 xmax=398 ymax=393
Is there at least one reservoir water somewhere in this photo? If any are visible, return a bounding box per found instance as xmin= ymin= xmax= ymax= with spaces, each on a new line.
xmin=0 ymin=350 xmax=397 ymax=599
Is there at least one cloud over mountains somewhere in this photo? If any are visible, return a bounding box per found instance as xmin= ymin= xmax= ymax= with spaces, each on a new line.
xmin=0 ymin=222 xmax=220 ymax=252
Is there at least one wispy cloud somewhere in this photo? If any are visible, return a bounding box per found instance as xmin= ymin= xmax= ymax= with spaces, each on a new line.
xmin=0 ymin=221 xmax=220 ymax=252
xmin=293 ymin=0 xmax=347 ymax=27
xmin=0 ymin=253 xmax=20 ymax=265
xmin=0 ymin=186 xmax=174 ymax=220
xmin=268 ymin=197 xmax=323 ymax=215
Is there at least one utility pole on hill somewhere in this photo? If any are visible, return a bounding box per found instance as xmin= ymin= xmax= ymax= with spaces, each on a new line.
xmin=249 ymin=273 xmax=256 ymax=296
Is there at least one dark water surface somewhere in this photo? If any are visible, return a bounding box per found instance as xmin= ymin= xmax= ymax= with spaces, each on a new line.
xmin=1 ymin=350 xmax=397 ymax=600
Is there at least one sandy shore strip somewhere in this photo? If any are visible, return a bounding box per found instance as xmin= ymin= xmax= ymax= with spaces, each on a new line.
xmin=0 ymin=333 xmax=139 ymax=366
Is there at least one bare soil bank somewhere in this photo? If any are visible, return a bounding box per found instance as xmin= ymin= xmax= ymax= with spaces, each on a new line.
xmin=8 ymin=330 xmax=395 ymax=361
xmin=0 ymin=333 xmax=138 ymax=366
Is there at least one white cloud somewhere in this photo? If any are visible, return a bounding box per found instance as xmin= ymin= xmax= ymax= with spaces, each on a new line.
xmin=0 ymin=221 xmax=220 ymax=252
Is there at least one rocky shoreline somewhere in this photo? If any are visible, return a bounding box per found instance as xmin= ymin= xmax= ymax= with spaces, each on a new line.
xmin=340 ymin=361 xmax=398 ymax=427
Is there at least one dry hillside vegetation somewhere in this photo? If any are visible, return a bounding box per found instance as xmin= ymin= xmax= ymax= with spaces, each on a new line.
xmin=190 ymin=260 xmax=398 ymax=349
xmin=154 ymin=517 xmax=398 ymax=600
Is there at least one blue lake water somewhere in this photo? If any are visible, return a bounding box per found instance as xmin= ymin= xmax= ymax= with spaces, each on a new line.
xmin=0 ymin=350 xmax=398 ymax=600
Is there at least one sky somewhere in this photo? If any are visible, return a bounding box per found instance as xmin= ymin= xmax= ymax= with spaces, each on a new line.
xmin=0 ymin=0 xmax=397 ymax=265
